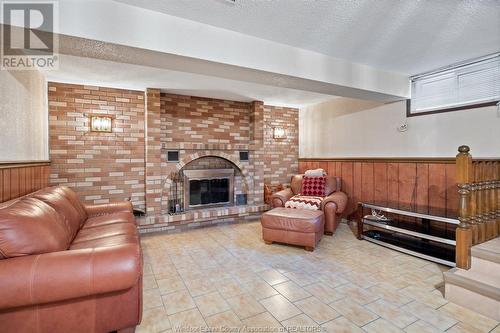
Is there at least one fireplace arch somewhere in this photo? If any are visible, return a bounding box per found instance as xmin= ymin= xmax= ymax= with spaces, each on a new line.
xmin=160 ymin=152 xmax=251 ymax=213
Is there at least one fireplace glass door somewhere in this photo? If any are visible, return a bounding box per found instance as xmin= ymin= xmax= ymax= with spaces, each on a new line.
xmin=183 ymin=168 xmax=234 ymax=210
xmin=189 ymin=178 xmax=230 ymax=206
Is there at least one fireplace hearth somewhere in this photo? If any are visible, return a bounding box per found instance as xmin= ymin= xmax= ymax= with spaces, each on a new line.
xmin=183 ymin=169 xmax=234 ymax=210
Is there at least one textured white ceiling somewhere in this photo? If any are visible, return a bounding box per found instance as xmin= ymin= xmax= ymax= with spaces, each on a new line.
xmin=115 ymin=0 xmax=500 ymax=75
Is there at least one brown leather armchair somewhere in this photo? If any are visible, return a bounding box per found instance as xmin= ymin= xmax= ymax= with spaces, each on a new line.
xmin=271 ymin=175 xmax=348 ymax=235
xmin=0 ymin=186 xmax=142 ymax=333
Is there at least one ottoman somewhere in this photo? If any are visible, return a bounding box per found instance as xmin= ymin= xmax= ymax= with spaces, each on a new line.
xmin=261 ymin=207 xmax=324 ymax=251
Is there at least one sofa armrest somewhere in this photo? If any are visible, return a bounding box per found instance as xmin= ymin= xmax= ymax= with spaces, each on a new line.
xmin=0 ymin=244 xmax=142 ymax=310
xmin=84 ymin=201 xmax=133 ymax=217
xmin=270 ymin=188 xmax=294 ymax=208
xmin=321 ymin=191 xmax=348 ymax=214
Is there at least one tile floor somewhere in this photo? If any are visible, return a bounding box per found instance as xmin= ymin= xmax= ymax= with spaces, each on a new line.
xmin=138 ymin=221 xmax=500 ymax=333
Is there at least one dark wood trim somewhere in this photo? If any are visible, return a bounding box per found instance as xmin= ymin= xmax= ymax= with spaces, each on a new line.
xmin=0 ymin=161 xmax=51 ymax=169
xmin=299 ymin=157 xmax=500 ymax=163
xmin=300 ymin=157 xmax=456 ymax=164
xmin=406 ymin=100 xmax=499 ymax=118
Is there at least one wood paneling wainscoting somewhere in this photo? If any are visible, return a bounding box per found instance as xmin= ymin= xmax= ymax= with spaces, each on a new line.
xmin=299 ymin=158 xmax=460 ymax=219
xmin=0 ymin=161 xmax=51 ymax=203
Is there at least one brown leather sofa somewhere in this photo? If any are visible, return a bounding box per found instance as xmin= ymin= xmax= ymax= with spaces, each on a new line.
xmin=271 ymin=175 xmax=348 ymax=235
xmin=0 ymin=186 xmax=142 ymax=333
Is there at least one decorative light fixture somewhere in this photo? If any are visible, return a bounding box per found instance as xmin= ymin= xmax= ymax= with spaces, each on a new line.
xmin=273 ymin=127 xmax=286 ymax=139
xmin=90 ymin=116 xmax=112 ymax=132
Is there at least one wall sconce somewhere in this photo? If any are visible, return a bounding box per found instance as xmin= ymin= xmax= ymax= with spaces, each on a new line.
xmin=90 ymin=116 xmax=112 ymax=132
xmin=273 ymin=127 xmax=286 ymax=139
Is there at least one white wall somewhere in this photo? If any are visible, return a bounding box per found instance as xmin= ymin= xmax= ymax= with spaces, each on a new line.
xmin=0 ymin=70 xmax=48 ymax=161
xmin=300 ymin=98 xmax=500 ymax=158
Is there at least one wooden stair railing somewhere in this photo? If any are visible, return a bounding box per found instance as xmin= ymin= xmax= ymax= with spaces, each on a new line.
xmin=455 ymin=145 xmax=500 ymax=269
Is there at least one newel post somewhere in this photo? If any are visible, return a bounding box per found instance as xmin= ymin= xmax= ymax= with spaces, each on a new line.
xmin=455 ymin=145 xmax=473 ymax=269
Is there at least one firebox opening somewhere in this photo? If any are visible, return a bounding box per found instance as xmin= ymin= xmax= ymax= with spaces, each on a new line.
xmin=183 ymin=168 xmax=235 ymax=210
xmin=189 ymin=178 xmax=230 ymax=206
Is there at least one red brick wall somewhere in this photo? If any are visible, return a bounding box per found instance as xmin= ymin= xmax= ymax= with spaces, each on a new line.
xmin=158 ymin=95 xmax=299 ymax=209
xmin=48 ymin=84 xmax=299 ymax=226
xmin=249 ymin=101 xmax=265 ymax=205
xmin=159 ymin=95 xmax=260 ymax=213
xmin=48 ymin=82 xmax=146 ymax=209
xmin=160 ymin=93 xmax=251 ymax=146
xmin=264 ymin=105 xmax=299 ymax=185
xmin=145 ymin=89 xmax=163 ymax=215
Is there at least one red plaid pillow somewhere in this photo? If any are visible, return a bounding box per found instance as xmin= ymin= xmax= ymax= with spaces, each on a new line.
xmin=300 ymin=176 xmax=326 ymax=196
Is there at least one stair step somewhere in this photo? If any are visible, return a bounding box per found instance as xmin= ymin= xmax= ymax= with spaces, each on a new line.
xmin=444 ymin=238 xmax=500 ymax=321
xmin=444 ymin=268 xmax=500 ymax=300
xmin=444 ymin=268 xmax=500 ymax=320
xmin=469 ymin=255 xmax=500 ymax=282
xmin=472 ymin=237 xmax=500 ymax=265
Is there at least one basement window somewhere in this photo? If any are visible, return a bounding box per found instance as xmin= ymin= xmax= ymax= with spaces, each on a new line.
xmin=407 ymin=53 xmax=500 ymax=116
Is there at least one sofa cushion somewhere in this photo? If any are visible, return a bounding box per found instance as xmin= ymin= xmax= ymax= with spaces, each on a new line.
xmin=84 ymin=202 xmax=134 ymax=218
xmin=70 ymin=234 xmax=140 ymax=250
xmin=0 ymin=243 xmax=142 ymax=310
xmin=71 ymin=221 xmax=139 ymax=250
xmin=83 ymin=212 xmax=135 ymax=229
xmin=0 ymin=198 xmax=71 ymax=258
xmin=285 ymin=195 xmax=323 ymax=210
xmin=31 ymin=188 xmax=83 ymax=241
xmin=300 ymin=176 xmax=326 ymax=196
xmin=72 ymin=223 xmax=138 ymax=245
xmin=54 ymin=186 xmax=88 ymax=226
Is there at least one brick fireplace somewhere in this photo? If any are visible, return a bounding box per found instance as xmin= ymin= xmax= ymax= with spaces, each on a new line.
xmin=166 ymin=156 xmax=245 ymax=213
xmin=48 ymin=83 xmax=298 ymax=233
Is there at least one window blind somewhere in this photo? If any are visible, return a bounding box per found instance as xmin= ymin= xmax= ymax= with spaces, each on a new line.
xmin=410 ymin=53 xmax=500 ymax=114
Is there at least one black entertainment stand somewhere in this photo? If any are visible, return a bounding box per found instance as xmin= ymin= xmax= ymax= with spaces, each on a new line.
xmin=357 ymin=202 xmax=458 ymax=267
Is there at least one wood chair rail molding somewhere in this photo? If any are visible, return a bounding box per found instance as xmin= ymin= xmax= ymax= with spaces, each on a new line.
xmin=0 ymin=160 xmax=51 ymax=169
xmin=299 ymin=157 xmax=499 ymax=163
xmin=0 ymin=161 xmax=51 ymax=203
